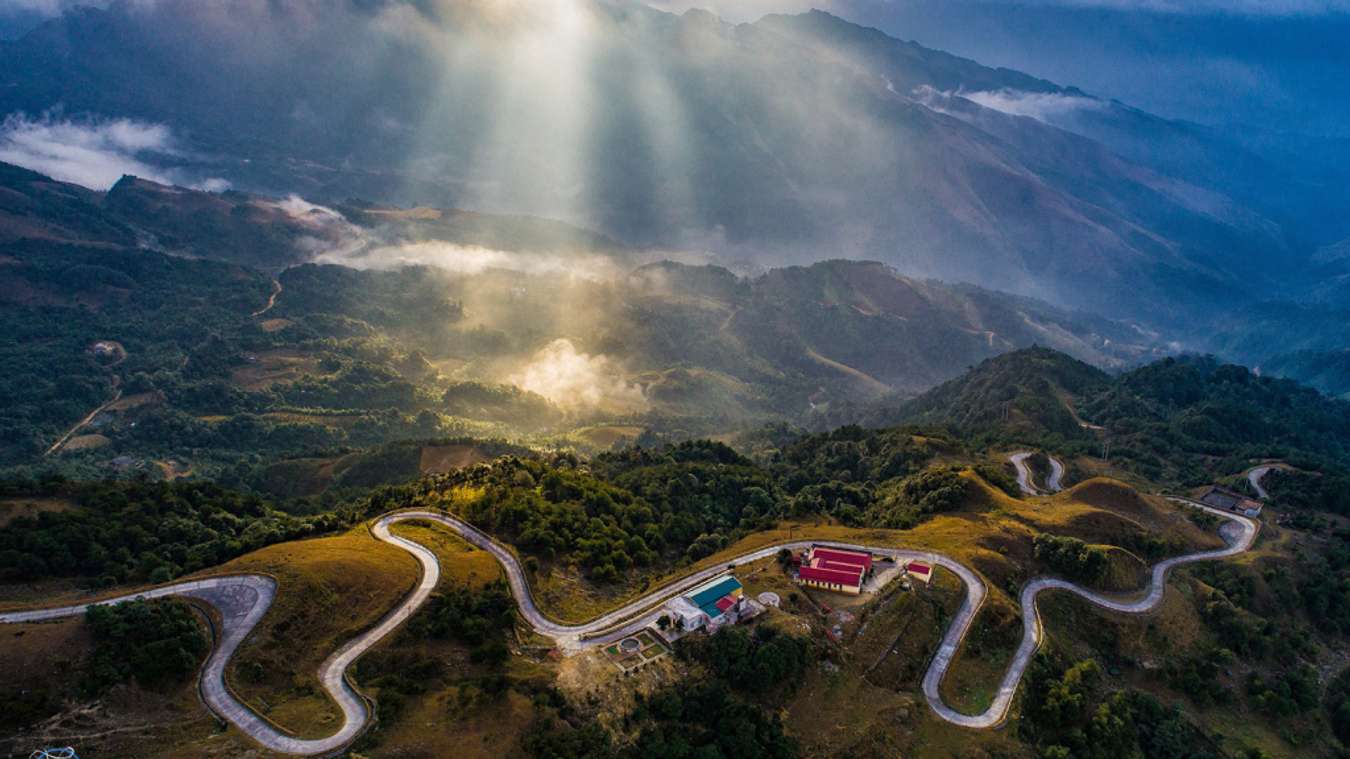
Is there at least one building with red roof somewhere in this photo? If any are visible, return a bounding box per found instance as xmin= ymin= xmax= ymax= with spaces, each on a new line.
xmin=795 ymin=546 xmax=873 ymax=595
xmin=906 ymin=561 xmax=933 ymax=584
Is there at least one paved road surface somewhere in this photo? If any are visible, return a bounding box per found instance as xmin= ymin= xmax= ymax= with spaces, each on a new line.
xmin=0 ymin=501 xmax=1257 ymax=752
xmin=1045 ymin=456 xmax=1066 ymax=492
xmin=1248 ymin=465 xmax=1276 ymax=500
xmin=1009 ymin=452 xmax=1042 ymax=495
xmin=1009 ymin=452 xmax=1067 ymax=496
xmin=1009 ymin=452 xmax=1066 ymax=495
xmin=930 ymin=497 xmax=1256 ymax=727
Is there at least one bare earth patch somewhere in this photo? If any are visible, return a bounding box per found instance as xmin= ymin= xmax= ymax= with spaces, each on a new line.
xmin=63 ymin=433 xmax=111 ymax=452
xmin=419 ymin=444 xmax=491 ymax=475
xmin=229 ymin=349 xmax=326 ymax=391
xmin=0 ymin=496 xmax=76 ymax=527
xmin=259 ymin=318 xmax=294 ymax=333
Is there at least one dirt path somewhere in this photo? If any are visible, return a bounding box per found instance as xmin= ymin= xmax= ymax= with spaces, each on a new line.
xmin=804 ymin=347 xmax=891 ymax=395
xmin=44 ymin=383 xmax=121 ymax=457
xmin=251 ymin=279 xmax=282 ymax=318
xmin=0 ymin=501 xmax=1257 ymax=753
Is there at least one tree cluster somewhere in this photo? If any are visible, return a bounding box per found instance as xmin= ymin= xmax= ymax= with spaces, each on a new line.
xmin=83 ymin=599 xmax=207 ymax=694
xmin=1034 ymin=534 xmax=1109 ymax=584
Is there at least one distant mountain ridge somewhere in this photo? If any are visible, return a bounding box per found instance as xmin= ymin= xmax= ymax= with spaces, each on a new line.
xmin=0 ymin=1 xmax=1326 ymax=328
xmin=0 ymin=162 xmax=621 ymax=271
xmin=869 ymin=346 xmax=1350 ymax=483
xmin=0 ymin=160 xmax=1164 ymax=447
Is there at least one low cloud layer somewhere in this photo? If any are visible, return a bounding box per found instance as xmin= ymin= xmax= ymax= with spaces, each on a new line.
xmin=644 ymin=0 xmax=828 ymax=22
xmin=0 ymin=115 xmax=177 ymax=189
xmin=960 ymin=89 xmax=1107 ymax=123
xmin=314 ymin=239 xmax=621 ymax=280
xmin=508 ymin=338 xmax=648 ymax=415
xmin=987 ymin=0 xmax=1350 ymax=13
xmin=0 ymin=114 xmax=228 ymax=191
xmin=645 ymin=1 xmax=1350 ymax=19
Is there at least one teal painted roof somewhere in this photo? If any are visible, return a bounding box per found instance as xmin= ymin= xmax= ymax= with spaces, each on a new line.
xmin=687 ymin=575 xmax=742 ymax=616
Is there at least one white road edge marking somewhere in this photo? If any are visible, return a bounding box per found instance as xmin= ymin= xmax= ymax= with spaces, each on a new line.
xmin=0 ymin=501 xmax=1257 ymax=752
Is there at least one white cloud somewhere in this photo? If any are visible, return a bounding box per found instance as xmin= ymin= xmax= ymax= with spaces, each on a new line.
xmin=508 ymin=338 xmax=648 ymax=415
xmin=642 ymin=0 xmax=1350 ymax=18
xmin=315 ymin=239 xmax=621 ymax=280
xmin=0 ymin=114 xmax=182 ymax=189
xmin=196 ymin=177 xmax=232 ymax=192
xmin=1003 ymin=0 xmax=1350 ymax=13
xmin=960 ymin=88 xmax=1108 ymax=122
xmin=3 ymin=0 xmax=162 ymax=15
xmin=643 ymin=1 xmax=828 ymax=22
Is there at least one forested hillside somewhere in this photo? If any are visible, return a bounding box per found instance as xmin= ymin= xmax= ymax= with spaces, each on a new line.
xmin=871 ymin=347 xmax=1350 ymax=487
xmin=0 ymin=163 xmax=1167 ymax=483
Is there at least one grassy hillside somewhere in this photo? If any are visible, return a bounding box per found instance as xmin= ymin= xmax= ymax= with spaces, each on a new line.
xmin=868 ymin=346 xmax=1350 ymax=488
xmin=873 ymin=346 xmax=1110 ymax=442
xmin=3 ymin=428 xmax=1349 ymax=757
xmin=0 ymin=163 xmax=1173 ymax=482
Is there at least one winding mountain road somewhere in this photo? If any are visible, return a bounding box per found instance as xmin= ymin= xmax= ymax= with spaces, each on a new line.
xmin=1009 ymin=451 xmax=1066 ymax=495
xmin=0 ymin=501 xmax=1257 ymax=754
xmin=1046 ymin=455 xmax=1066 ymax=492
xmin=1247 ymin=465 xmax=1276 ymax=500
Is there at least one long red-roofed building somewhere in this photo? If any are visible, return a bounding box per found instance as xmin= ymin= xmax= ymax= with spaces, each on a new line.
xmin=796 ymin=546 xmax=873 ymax=594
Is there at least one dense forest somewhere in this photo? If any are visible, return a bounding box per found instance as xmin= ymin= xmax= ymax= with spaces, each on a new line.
xmin=344 ymin=437 xmax=1019 ymax=582
xmin=871 ymin=348 xmax=1350 ymax=488
xmin=0 ymin=479 xmax=349 ymax=585
xmin=524 ymin=625 xmax=811 ymax=759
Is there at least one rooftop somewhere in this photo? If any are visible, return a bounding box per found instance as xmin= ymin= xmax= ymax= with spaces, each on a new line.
xmin=799 ymin=565 xmax=864 ymax=586
xmin=685 ymin=574 xmax=744 ymax=619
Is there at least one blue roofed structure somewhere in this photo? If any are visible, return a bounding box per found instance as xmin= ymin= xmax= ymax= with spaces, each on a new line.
xmin=686 ymin=575 xmax=744 ymax=619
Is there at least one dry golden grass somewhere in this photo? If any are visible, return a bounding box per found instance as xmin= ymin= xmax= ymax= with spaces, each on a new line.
xmin=389 ymin=522 xmax=503 ymax=589
xmin=525 ymin=473 xmax=1207 ymax=627
xmin=0 ymin=496 xmax=75 ymax=527
xmin=570 ymin=425 xmax=644 ymax=450
xmin=215 ymin=527 xmax=421 ymax=739
xmin=262 ymin=411 xmax=365 ymax=429
xmin=62 ymin=433 xmax=111 ymax=451
xmin=355 ymin=521 xmax=557 ymax=757
xmin=0 ymin=606 xmax=273 ymax=758
xmin=259 ymin=317 xmax=294 ymax=333
xmin=155 ymin=459 xmax=192 ymax=480
xmin=373 ymin=687 xmax=539 ymax=759
xmin=106 ymin=391 xmax=161 ymax=411
xmin=229 ymin=348 xmax=327 ymax=391
xmin=524 ymin=472 xmax=1217 ymax=718
xmin=783 ymin=565 xmax=1025 ymax=758
xmin=0 ymin=615 xmax=91 ymax=689
xmin=418 ymin=444 xmax=492 ymax=476
xmin=1037 ymin=580 xmax=1329 ymax=758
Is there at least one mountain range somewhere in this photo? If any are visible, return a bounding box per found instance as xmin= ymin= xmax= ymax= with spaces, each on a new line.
xmin=0 ymin=158 xmax=1170 ymax=471
xmin=3 ymin=1 xmax=1347 ymax=332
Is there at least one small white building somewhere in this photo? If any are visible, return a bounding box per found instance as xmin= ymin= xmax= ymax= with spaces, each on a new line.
xmin=663 ymin=574 xmax=747 ymax=633
xmin=664 ymin=596 xmax=708 ymax=632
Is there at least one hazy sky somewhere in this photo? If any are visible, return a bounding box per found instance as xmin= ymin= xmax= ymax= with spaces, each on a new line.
xmin=648 ymin=0 xmax=1350 ymax=134
xmin=648 ymin=0 xmax=1350 ymax=18
xmin=4 ymin=0 xmax=1347 ymax=134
